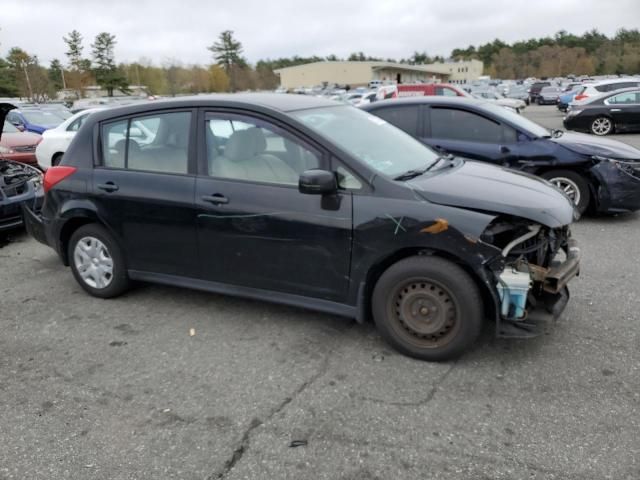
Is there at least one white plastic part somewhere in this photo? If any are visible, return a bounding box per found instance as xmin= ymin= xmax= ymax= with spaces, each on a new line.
xmin=496 ymin=269 xmax=532 ymax=319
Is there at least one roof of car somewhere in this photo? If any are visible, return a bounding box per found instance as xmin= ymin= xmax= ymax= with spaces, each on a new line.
xmin=363 ymin=96 xmax=489 ymax=109
xmin=86 ymin=93 xmax=339 ymax=122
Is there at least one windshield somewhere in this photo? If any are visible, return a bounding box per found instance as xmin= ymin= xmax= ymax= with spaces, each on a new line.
xmin=481 ymin=103 xmax=550 ymax=138
xmin=292 ymin=105 xmax=439 ymax=177
xmin=3 ymin=120 xmax=19 ymax=133
xmin=21 ymin=110 xmax=63 ymax=126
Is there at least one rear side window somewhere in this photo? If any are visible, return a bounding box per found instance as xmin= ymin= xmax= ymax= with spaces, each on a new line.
xmin=430 ymin=108 xmax=502 ymax=143
xmin=373 ymin=106 xmax=419 ymax=137
xmin=101 ymin=111 xmax=191 ymax=174
xmin=608 ymin=91 xmax=640 ymax=104
xmin=435 ymin=87 xmax=458 ymax=97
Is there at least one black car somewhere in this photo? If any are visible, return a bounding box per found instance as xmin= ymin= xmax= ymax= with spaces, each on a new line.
xmin=362 ymin=97 xmax=640 ymax=214
xmin=563 ymin=88 xmax=640 ymax=136
xmin=528 ymin=81 xmax=551 ymax=103
xmin=19 ymin=94 xmax=580 ymax=361
xmin=0 ymin=103 xmax=44 ymax=232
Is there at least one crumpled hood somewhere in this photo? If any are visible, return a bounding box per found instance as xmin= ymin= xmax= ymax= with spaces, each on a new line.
xmin=408 ymin=160 xmax=576 ymax=228
xmin=552 ymin=131 xmax=640 ymax=160
xmin=0 ymin=103 xmax=17 ymax=142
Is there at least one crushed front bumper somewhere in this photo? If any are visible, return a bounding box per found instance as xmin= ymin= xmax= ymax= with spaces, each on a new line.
xmin=497 ymin=238 xmax=581 ymax=338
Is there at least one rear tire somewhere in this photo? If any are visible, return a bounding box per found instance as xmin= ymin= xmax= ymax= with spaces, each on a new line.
xmin=372 ymin=256 xmax=483 ymax=361
xmin=68 ymin=224 xmax=129 ymax=298
xmin=590 ymin=116 xmax=613 ymax=136
xmin=541 ymin=169 xmax=590 ymax=215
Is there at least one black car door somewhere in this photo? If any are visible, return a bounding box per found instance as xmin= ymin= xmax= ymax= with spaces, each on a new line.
xmin=194 ymin=110 xmax=352 ymax=303
xmin=606 ymin=91 xmax=640 ymax=131
xmin=93 ymin=110 xmax=199 ymax=277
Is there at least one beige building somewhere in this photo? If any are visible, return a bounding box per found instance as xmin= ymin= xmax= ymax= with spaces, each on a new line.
xmin=425 ymin=59 xmax=484 ymax=84
xmin=274 ymin=61 xmax=450 ymax=89
xmin=274 ymin=59 xmax=484 ymax=89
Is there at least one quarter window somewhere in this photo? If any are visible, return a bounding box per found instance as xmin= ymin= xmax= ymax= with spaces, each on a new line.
xmin=373 ymin=106 xmax=419 ymax=136
xmin=205 ymin=115 xmax=322 ymax=186
xmin=101 ymin=111 xmax=191 ymax=174
xmin=430 ymin=108 xmax=502 ymax=143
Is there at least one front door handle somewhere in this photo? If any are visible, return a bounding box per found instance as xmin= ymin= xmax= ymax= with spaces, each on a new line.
xmin=201 ymin=194 xmax=229 ymax=205
xmin=500 ymin=146 xmax=511 ymax=154
xmin=97 ymin=182 xmax=119 ymax=192
xmin=610 ymin=108 xmax=622 ymax=112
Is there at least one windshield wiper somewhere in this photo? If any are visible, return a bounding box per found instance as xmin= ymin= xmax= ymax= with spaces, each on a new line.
xmin=393 ymin=155 xmax=452 ymax=181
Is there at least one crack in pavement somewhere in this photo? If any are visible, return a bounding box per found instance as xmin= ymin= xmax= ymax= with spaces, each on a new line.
xmin=359 ymin=360 xmax=458 ymax=407
xmin=206 ymin=322 xmax=356 ymax=480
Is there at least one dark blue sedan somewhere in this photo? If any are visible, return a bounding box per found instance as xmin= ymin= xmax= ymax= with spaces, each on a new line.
xmin=363 ymin=97 xmax=640 ymax=214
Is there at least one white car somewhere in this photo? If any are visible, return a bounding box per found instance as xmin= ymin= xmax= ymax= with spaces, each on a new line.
xmin=36 ymin=108 xmax=105 ymax=168
xmin=572 ymin=78 xmax=640 ymax=104
xmin=471 ymin=91 xmax=527 ymax=113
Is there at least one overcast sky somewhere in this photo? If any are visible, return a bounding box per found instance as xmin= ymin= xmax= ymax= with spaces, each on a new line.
xmin=2 ymin=0 xmax=639 ymax=66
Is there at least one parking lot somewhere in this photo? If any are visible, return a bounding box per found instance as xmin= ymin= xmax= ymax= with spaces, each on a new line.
xmin=1 ymin=104 xmax=639 ymax=480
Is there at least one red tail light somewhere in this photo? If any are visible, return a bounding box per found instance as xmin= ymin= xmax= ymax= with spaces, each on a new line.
xmin=574 ymin=94 xmax=588 ymax=101
xmin=44 ymin=166 xmax=77 ymax=193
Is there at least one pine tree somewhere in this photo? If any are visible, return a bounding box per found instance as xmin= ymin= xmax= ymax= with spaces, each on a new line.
xmin=208 ymin=31 xmax=245 ymax=91
xmin=91 ymin=32 xmax=128 ymax=96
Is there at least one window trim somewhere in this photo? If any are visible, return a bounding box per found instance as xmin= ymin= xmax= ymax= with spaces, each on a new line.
xmin=96 ymin=108 xmax=197 ymax=176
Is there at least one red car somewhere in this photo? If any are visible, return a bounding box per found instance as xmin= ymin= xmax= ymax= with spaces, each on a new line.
xmin=1 ymin=120 xmax=42 ymax=166
xmin=377 ymin=83 xmax=467 ymax=100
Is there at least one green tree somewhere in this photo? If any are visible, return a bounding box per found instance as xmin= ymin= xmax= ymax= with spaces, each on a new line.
xmin=208 ymin=30 xmax=246 ymax=91
xmin=48 ymin=59 xmax=65 ymax=91
xmin=91 ymin=32 xmax=128 ymax=96
xmin=63 ymin=30 xmax=93 ymax=97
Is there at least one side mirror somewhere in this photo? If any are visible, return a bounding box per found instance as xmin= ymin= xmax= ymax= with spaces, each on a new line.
xmin=16 ymin=124 xmax=25 ymax=132
xmin=299 ymin=169 xmax=337 ymax=195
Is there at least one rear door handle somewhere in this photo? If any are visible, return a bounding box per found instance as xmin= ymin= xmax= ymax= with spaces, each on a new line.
xmin=201 ymin=194 xmax=229 ymax=205
xmin=97 ymin=182 xmax=119 ymax=192
xmin=610 ymin=108 xmax=622 ymax=112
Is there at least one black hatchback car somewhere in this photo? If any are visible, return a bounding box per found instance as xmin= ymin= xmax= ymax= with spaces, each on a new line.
xmin=20 ymin=94 xmax=580 ymax=361
xmin=563 ymin=88 xmax=640 ymax=136
xmin=362 ymin=97 xmax=640 ymax=214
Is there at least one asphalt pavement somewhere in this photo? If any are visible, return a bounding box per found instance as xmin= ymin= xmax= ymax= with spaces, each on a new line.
xmin=1 ymin=105 xmax=639 ymax=480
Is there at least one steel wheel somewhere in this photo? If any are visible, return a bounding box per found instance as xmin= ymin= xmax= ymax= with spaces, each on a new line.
xmin=73 ymin=236 xmax=114 ymax=289
xmin=548 ymin=176 xmax=581 ymax=205
xmin=591 ymin=117 xmax=612 ymax=135
xmin=388 ymin=279 xmax=461 ymax=349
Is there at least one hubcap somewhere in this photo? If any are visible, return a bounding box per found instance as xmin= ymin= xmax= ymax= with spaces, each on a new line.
xmin=549 ymin=177 xmax=581 ymax=205
xmin=73 ymin=236 xmax=114 ymax=289
xmin=390 ymin=280 xmax=459 ymax=348
xmin=592 ymin=118 xmax=612 ymax=135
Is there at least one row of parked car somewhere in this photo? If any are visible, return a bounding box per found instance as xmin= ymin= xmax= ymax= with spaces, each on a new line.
xmin=1 ymin=83 xmax=639 ymax=361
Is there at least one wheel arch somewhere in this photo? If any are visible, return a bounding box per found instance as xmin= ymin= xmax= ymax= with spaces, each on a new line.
xmin=359 ymin=247 xmax=498 ymax=325
xmin=58 ymin=211 xmax=121 ymax=266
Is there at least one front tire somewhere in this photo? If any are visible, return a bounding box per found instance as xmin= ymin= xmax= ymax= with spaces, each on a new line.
xmin=590 ymin=116 xmax=613 ymax=136
xmin=541 ymin=170 xmax=591 ymax=215
xmin=68 ymin=224 xmax=130 ymax=298
xmin=372 ymin=256 xmax=483 ymax=361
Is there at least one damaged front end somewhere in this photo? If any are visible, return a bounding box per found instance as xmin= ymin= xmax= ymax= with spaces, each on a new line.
xmin=0 ymin=159 xmax=44 ymax=231
xmin=590 ymin=156 xmax=640 ymax=213
xmin=481 ymin=217 xmax=580 ymax=338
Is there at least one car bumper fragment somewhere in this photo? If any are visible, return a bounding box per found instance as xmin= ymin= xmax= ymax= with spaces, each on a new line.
xmin=21 ymin=202 xmax=48 ymax=245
